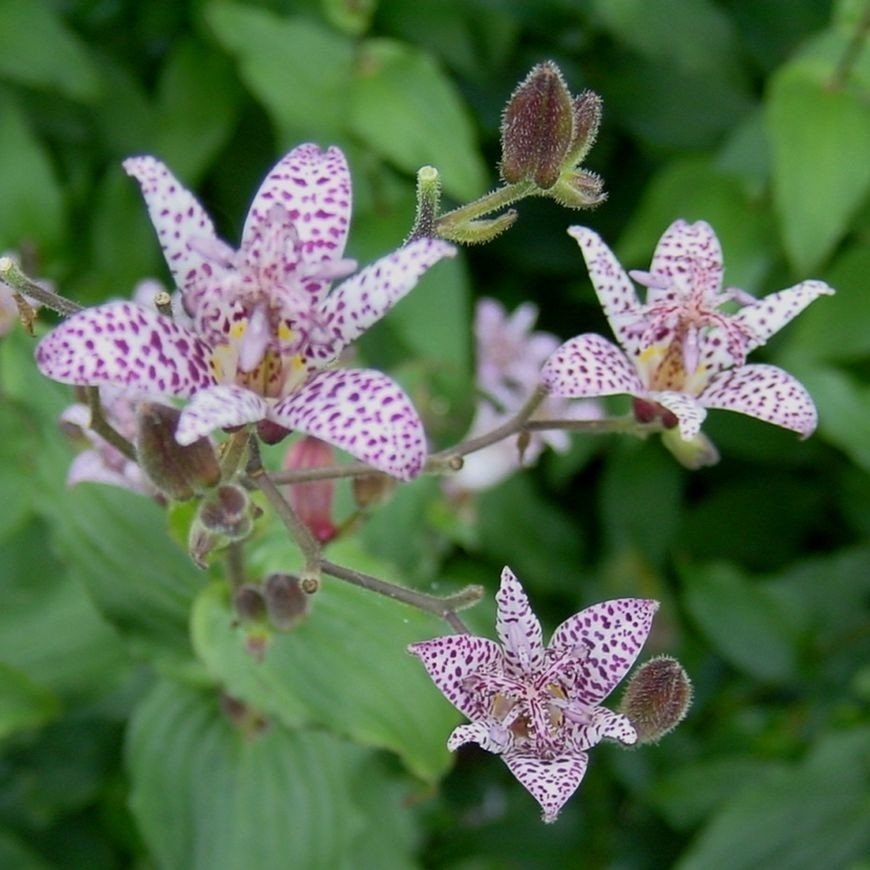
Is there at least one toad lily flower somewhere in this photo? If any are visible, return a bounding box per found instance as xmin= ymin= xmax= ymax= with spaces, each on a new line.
xmin=541 ymin=221 xmax=834 ymax=442
xmin=36 ymin=144 xmax=455 ymax=480
xmin=409 ymin=567 xmax=658 ymax=822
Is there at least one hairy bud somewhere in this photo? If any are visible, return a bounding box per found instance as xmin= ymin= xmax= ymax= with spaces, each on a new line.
xmin=437 ymin=211 xmax=518 ymax=245
xmin=264 ymin=573 xmax=312 ymax=632
xmin=188 ymin=484 xmax=260 ymax=568
xmin=549 ymin=169 xmax=607 ymax=210
xmin=233 ymin=584 xmax=267 ymax=624
xmin=619 ymin=656 xmax=693 ymax=744
xmin=283 ymin=436 xmax=337 ymax=543
xmin=565 ymin=90 xmax=603 ymax=168
xmin=136 ymin=403 xmax=221 ymax=500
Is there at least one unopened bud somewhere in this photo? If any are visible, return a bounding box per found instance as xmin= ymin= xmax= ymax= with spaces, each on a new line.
xmin=352 ymin=472 xmax=396 ymax=509
xmin=632 ymin=396 xmax=679 ymax=430
xmin=549 ymin=169 xmax=607 ymax=210
xmin=137 ymin=403 xmax=221 ymax=500
xmin=263 ymin=573 xmax=312 ymax=632
xmin=283 ymin=436 xmax=337 ymax=543
xmin=619 ymin=655 xmax=693 ymax=744
xmin=661 ymin=428 xmax=720 ymax=470
xmin=257 ymin=419 xmax=292 ymax=445
xmin=188 ymin=484 xmax=259 ymax=567
xmin=233 ymin=584 xmax=267 ymax=623
xmin=565 ymin=90 xmax=602 ymax=167
xmin=437 ymin=210 xmax=518 ymax=245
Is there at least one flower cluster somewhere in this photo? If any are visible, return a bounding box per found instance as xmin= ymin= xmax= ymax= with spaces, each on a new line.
xmin=410 ymin=567 xmax=657 ymax=821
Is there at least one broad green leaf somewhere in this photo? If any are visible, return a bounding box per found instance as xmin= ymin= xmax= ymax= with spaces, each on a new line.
xmin=322 ymin=0 xmax=377 ymax=36
xmin=191 ymin=550 xmax=460 ymax=781
xmin=206 ymin=2 xmax=354 ymax=140
xmin=153 ymin=39 xmax=242 ymax=183
xmin=676 ymin=729 xmax=870 ymax=870
xmin=0 ymin=96 xmax=64 ymax=255
xmin=795 ymin=365 xmax=870 ymax=472
xmin=782 ymin=244 xmax=870 ymax=363
xmin=616 ymin=157 xmax=775 ymax=292
xmin=44 ymin=481 xmax=204 ymax=665
xmin=349 ymin=39 xmax=487 ymax=201
xmin=0 ymin=0 xmax=100 ymax=101
xmin=0 ymin=828 xmax=52 ymax=870
xmin=767 ymin=53 xmax=870 ymax=272
xmin=0 ymin=400 xmax=37 ymax=541
xmin=126 ymin=679 xmax=365 ymax=870
xmin=0 ymin=663 xmax=59 ymax=739
xmin=681 ymin=562 xmax=799 ymax=682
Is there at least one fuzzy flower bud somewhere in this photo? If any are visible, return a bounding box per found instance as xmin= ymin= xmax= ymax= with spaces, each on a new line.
xmin=618 ymin=655 xmax=693 ymax=744
xmin=283 ymin=436 xmax=337 ymax=543
xmin=233 ymin=584 xmax=267 ymax=624
xmin=136 ymin=402 xmax=221 ymax=500
xmin=263 ymin=573 xmax=312 ymax=632
xmin=188 ymin=484 xmax=261 ymax=568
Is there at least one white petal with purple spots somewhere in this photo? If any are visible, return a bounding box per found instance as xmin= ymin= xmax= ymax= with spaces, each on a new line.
xmin=496 ymin=567 xmax=545 ymax=674
xmin=700 ymin=363 xmax=819 ymax=437
xmin=541 ymin=333 xmax=643 ymax=397
xmin=646 ymin=219 xmax=723 ymax=306
xmin=550 ymin=598 xmax=658 ymax=706
xmin=503 ymin=751 xmax=589 ymax=823
xmin=649 ymin=390 xmax=708 ymax=440
xmin=175 ymin=384 xmax=269 ymax=445
xmin=316 ymin=238 xmax=456 ymax=357
xmin=271 ymin=368 xmax=427 ymax=480
xmin=35 ymin=302 xmax=216 ymax=397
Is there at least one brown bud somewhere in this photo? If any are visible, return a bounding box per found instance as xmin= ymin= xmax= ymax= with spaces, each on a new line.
xmin=565 ymin=90 xmax=603 ymax=167
xmin=352 ymin=472 xmax=396 ymax=509
xmin=263 ymin=573 xmax=312 ymax=632
xmin=136 ymin=403 xmax=221 ymax=500
xmin=188 ymin=484 xmax=258 ymax=567
xmin=501 ymin=61 xmax=575 ymax=190
xmin=619 ymin=656 xmax=693 ymax=744
xmin=233 ymin=584 xmax=267 ymax=623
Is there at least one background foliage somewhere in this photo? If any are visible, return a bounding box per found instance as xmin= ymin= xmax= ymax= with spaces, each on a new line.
xmin=1 ymin=0 xmax=868 ymax=867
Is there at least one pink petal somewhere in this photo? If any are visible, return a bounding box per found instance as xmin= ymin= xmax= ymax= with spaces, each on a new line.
xmin=315 ymin=238 xmax=456 ymax=358
xmin=495 ymin=567 xmax=546 ymax=674
xmin=700 ymin=363 xmax=819 ymax=437
xmin=123 ymin=156 xmax=222 ymax=297
xmin=408 ymin=635 xmax=504 ymax=721
xmin=270 ymin=368 xmax=427 ymax=480
xmin=568 ymin=226 xmax=645 ymax=357
xmin=503 ymin=750 xmax=589 ymax=823
xmin=549 ymin=598 xmax=658 ymax=706
xmin=646 ymin=219 xmax=723 ymax=306
xmin=648 ymin=390 xmax=708 ymax=440
xmin=35 ymin=302 xmax=216 ymax=397
xmin=175 ymin=385 xmax=269 ymax=445
xmin=541 ymin=334 xmax=643 ymax=397
xmin=241 ymin=145 xmax=352 ymax=302
xmin=732 ymin=280 xmax=835 ymax=353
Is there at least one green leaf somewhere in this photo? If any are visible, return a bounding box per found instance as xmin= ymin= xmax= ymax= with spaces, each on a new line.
xmin=126 ymin=679 xmax=366 ymax=870
xmin=782 ymin=244 xmax=870 ymax=363
xmin=152 ymin=38 xmax=242 ymax=183
xmin=349 ymin=39 xmax=487 ymax=201
xmin=191 ymin=548 xmax=460 ymax=781
xmin=616 ymin=157 xmax=775 ymax=292
xmin=0 ymin=95 xmax=64 ymax=255
xmin=676 ymin=729 xmax=870 ymax=870
xmin=0 ymin=663 xmax=59 ymax=739
xmin=0 ymin=828 xmax=52 ymax=870
xmin=43 ymin=481 xmax=204 ymax=665
xmin=0 ymin=400 xmax=38 ymax=542
xmin=0 ymin=0 xmax=100 ymax=101
xmin=767 ymin=48 xmax=870 ymax=272
xmin=680 ymin=562 xmax=799 ymax=682
xmin=206 ymin=3 xmax=354 ymax=140
xmin=322 ymin=0 xmax=377 ymax=36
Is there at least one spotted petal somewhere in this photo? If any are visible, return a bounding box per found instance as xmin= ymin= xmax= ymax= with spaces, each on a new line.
xmin=732 ymin=280 xmax=835 ymax=354
xmin=496 ymin=567 xmax=545 ymax=674
xmin=35 ymin=302 xmax=216 ymax=397
xmin=271 ymin=368 xmax=427 ymax=480
xmin=503 ymin=751 xmax=589 ymax=823
xmin=646 ymin=219 xmax=723 ymax=306
xmin=700 ymin=363 xmax=818 ymax=437
xmin=541 ymin=333 xmax=643 ymax=398
xmin=67 ymin=449 xmax=148 ymax=494
xmin=175 ymin=385 xmax=269 ymax=445
xmin=408 ymin=635 xmax=503 ymax=721
xmin=648 ymin=390 xmax=708 ymax=440
xmin=123 ymin=157 xmax=223 ymax=299
xmin=242 ymin=145 xmax=352 ymax=302
xmin=315 ymin=238 xmax=456 ymax=360
xmin=550 ymin=598 xmax=658 ymax=706
xmin=569 ymin=707 xmax=638 ymax=751
xmin=447 ymin=720 xmax=515 ymax=754
xmin=568 ymin=226 xmax=645 ymax=356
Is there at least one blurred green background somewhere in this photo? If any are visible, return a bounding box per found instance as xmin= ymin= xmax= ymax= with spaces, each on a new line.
xmin=0 ymin=0 xmax=868 ymax=867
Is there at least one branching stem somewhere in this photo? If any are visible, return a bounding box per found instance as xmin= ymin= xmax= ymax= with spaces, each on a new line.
xmin=86 ymin=387 xmax=138 ymax=462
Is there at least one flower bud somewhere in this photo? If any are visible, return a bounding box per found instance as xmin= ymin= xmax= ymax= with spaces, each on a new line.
xmin=565 ymin=90 xmax=602 ymax=168
xmin=233 ymin=583 xmax=267 ymax=624
xmin=352 ymin=472 xmax=396 ymax=509
xmin=257 ymin=419 xmax=292 ymax=445
xmin=136 ymin=403 xmax=221 ymax=500
xmin=188 ymin=484 xmax=260 ymax=568
xmin=619 ymin=655 xmax=693 ymax=744
xmin=283 ymin=436 xmax=337 ymax=543
xmin=661 ymin=428 xmax=720 ymax=470
xmin=501 ymin=61 xmax=574 ymax=190
xmin=263 ymin=573 xmax=312 ymax=632
xmin=549 ymin=169 xmax=607 ymax=210
xmin=437 ymin=211 xmax=518 ymax=245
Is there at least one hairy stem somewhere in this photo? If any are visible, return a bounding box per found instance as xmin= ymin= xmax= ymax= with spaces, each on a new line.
xmin=87 ymin=387 xmax=138 ymax=462
xmin=321 ymin=559 xmax=482 ymax=632
xmin=435 ymin=180 xmax=535 ymax=235
xmin=0 ymin=257 xmax=83 ymax=318
xmin=220 ymin=428 xmax=251 ymax=480
xmin=225 ymin=541 xmax=247 ymax=590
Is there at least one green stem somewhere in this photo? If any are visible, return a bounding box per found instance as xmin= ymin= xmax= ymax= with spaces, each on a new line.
xmin=220 ymin=428 xmax=252 ymax=480
xmin=269 ymin=460 xmax=373 ymax=486
xmin=435 ymin=180 xmax=535 ymax=235
xmin=225 ymin=541 xmax=247 ymax=591
xmin=0 ymin=256 xmax=82 ymax=318
xmin=523 ymin=415 xmax=663 ymax=436
xmin=320 ymin=559 xmax=483 ymax=633
xmin=87 ymin=387 xmax=138 ymax=462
